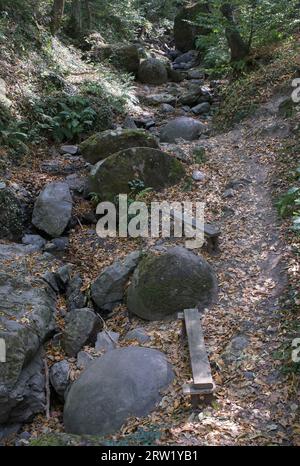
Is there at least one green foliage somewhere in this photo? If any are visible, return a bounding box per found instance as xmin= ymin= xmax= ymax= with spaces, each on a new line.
xmin=277 ymin=182 xmax=300 ymax=233
xmin=36 ymin=96 xmax=97 ymax=142
xmin=0 ymin=118 xmax=29 ymax=152
xmin=90 ymin=191 xmax=102 ymax=206
xmin=27 ymin=93 xmax=113 ymax=142
xmin=80 ymin=70 xmax=136 ymax=115
xmin=128 ymin=178 xmax=146 ymax=196
xmin=195 ymin=0 xmax=300 ymax=71
xmin=277 ymin=187 xmax=300 ymax=218
xmin=181 ymin=177 xmax=193 ymax=193
xmin=193 ymin=146 xmax=207 ymax=164
xmin=214 ymin=37 xmax=299 ymax=129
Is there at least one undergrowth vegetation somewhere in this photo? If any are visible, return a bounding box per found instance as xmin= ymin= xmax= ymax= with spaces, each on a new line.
xmin=214 ymin=37 xmax=300 ymax=130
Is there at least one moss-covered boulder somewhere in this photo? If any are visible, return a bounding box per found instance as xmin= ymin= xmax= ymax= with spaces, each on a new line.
xmin=92 ymin=43 xmax=141 ymax=74
xmin=127 ymin=246 xmax=217 ymax=321
xmin=88 ymin=147 xmax=185 ymax=201
xmin=174 ymin=3 xmax=211 ymax=52
xmin=80 ymin=129 xmax=159 ymax=164
xmin=0 ymin=184 xmax=25 ymax=241
xmin=138 ymin=58 xmax=168 ymax=85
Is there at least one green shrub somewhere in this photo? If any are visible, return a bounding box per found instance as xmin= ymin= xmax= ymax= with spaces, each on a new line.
xmin=28 ymin=94 xmax=113 ymax=142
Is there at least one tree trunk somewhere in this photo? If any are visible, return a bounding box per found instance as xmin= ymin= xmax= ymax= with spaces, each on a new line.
xmin=84 ymin=0 xmax=92 ymax=31
xmin=50 ymin=0 xmax=65 ymax=35
xmin=220 ymin=3 xmax=249 ymax=62
xmin=70 ymin=0 xmax=83 ymax=36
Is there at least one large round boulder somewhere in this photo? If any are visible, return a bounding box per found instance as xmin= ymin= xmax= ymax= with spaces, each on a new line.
xmin=160 ymin=117 xmax=205 ymax=143
xmin=32 ymin=182 xmax=72 ymax=238
xmin=138 ymin=58 xmax=168 ymax=85
xmin=80 ymin=129 xmax=159 ymax=164
xmin=88 ymin=147 xmax=185 ymax=201
xmin=91 ymin=43 xmax=140 ymax=74
xmin=127 ymin=247 xmax=217 ymax=320
xmin=174 ymin=3 xmax=211 ymax=52
xmin=64 ymin=347 xmax=174 ymax=435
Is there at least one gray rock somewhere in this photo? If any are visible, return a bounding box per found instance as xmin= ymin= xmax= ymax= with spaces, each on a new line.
xmin=45 ymin=237 xmax=69 ymax=252
xmin=54 ymin=264 xmax=73 ymax=292
xmin=127 ymin=246 xmax=217 ymax=321
xmin=223 ymin=188 xmax=235 ymax=198
xmin=191 ymin=102 xmax=211 ymax=115
xmin=63 ymin=308 xmax=101 ymax=357
xmin=0 ymin=424 xmax=21 ymax=444
xmin=60 ymin=145 xmax=79 ymax=155
xmin=138 ymin=58 xmax=168 ymax=85
xmin=91 ymin=251 xmax=141 ymax=312
xmin=124 ymin=328 xmax=150 ymax=344
xmin=160 ymin=117 xmax=205 ymax=143
xmin=95 ymin=331 xmax=120 ymax=352
xmin=65 ymin=174 xmax=87 ymax=194
xmin=89 ymin=147 xmax=185 ymax=202
xmin=222 ymin=335 xmax=249 ymax=364
xmin=187 ymin=69 xmax=204 ymax=80
xmin=123 ymin=115 xmax=138 ymax=129
xmin=179 ymin=89 xmax=202 ymax=106
xmin=42 ymin=271 xmax=60 ymax=293
xmin=66 ymin=274 xmax=86 ymax=312
xmin=22 ymin=234 xmax=46 ymax=250
xmin=160 ymin=144 xmax=190 ymax=164
xmin=77 ymin=351 xmax=94 ymax=370
xmin=80 ymin=128 xmax=159 ymax=164
xmin=225 ymin=178 xmax=252 ymax=190
xmin=91 ymin=43 xmax=140 ymax=74
xmin=167 ymin=68 xmax=184 ymax=83
xmin=161 ymin=103 xmax=176 ymax=113
xmin=2 ymin=351 xmax=46 ymax=425
xmin=32 ymin=182 xmax=72 ymax=238
xmin=0 ymin=185 xmax=25 ymax=241
xmin=145 ymin=94 xmax=176 ymax=106
xmin=260 ymin=120 xmax=291 ymax=138
xmin=0 ymin=244 xmax=56 ymax=424
xmin=173 ymin=50 xmax=199 ymax=65
xmin=192 ymin=170 xmax=205 ymax=182
xmin=50 ymin=360 xmax=70 ymax=399
xmin=64 ymin=347 xmax=174 ymax=435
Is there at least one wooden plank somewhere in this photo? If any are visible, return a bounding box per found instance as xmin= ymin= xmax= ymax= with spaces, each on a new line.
xmin=170 ymin=209 xmax=220 ymax=238
xmin=184 ymin=309 xmax=214 ymax=389
xmin=182 ymin=383 xmax=215 ymax=395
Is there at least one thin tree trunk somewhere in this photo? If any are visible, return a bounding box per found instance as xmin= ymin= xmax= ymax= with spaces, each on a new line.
xmin=221 ymin=3 xmax=249 ymax=61
xmin=50 ymin=0 xmax=65 ymax=35
xmin=84 ymin=0 xmax=92 ymax=31
xmin=71 ymin=0 xmax=83 ymax=36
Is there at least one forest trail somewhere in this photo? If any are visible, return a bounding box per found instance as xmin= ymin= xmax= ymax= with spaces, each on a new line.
xmin=108 ymin=73 xmax=297 ymax=445
xmin=1 ymin=25 xmax=299 ymax=447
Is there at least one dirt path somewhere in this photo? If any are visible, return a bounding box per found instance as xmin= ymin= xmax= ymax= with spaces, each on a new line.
xmin=114 ymin=79 xmax=297 ymax=445
xmin=15 ymin=59 xmax=297 ymax=446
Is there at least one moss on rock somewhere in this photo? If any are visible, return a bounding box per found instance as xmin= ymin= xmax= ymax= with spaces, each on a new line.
xmin=0 ymin=185 xmax=25 ymax=241
xmin=127 ymin=246 xmax=217 ymax=320
xmin=80 ymin=128 xmax=159 ymax=164
xmin=88 ymin=147 xmax=185 ymax=201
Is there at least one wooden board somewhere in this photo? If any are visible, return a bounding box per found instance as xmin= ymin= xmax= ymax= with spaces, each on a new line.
xmin=170 ymin=209 xmax=220 ymax=238
xmin=184 ymin=309 xmax=214 ymax=390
